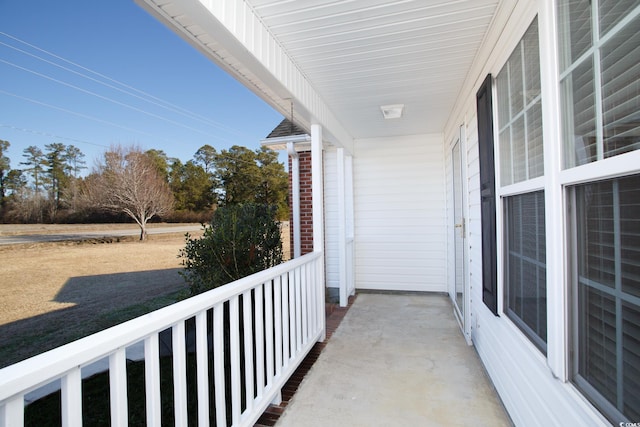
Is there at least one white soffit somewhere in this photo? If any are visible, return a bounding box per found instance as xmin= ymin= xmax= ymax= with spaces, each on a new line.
xmin=139 ymin=0 xmax=500 ymax=141
xmin=247 ymin=0 xmax=500 ymax=138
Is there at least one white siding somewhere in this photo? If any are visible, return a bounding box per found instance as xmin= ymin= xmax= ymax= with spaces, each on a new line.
xmin=465 ymin=109 xmax=483 ymax=318
xmin=323 ymin=147 xmax=339 ymax=290
xmin=442 ymin=0 xmax=611 ymax=424
xmin=353 ymin=134 xmax=446 ymax=292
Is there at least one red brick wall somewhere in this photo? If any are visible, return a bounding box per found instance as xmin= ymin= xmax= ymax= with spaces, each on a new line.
xmin=288 ymin=151 xmax=314 ymax=257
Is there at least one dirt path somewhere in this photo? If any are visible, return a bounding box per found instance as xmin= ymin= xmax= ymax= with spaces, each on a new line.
xmin=0 ymin=232 xmax=199 ymax=368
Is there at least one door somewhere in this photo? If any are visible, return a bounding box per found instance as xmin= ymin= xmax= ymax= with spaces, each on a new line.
xmin=450 ymin=137 xmax=466 ymax=329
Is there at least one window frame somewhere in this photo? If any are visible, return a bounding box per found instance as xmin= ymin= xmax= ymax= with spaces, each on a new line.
xmin=496 ymin=16 xmax=544 ymax=187
xmin=495 ymin=15 xmax=548 ymax=355
xmin=566 ymin=172 xmax=640 ymax=423
xmin=558 ymin=2 xmax=640 ymax=168
xmin=475 ymin=0 xmax=640 ymax=423
xmin=557 ymin=2 xmax=640 ymax=422
xmin=503 ymin=190 xmax=548 ymax=353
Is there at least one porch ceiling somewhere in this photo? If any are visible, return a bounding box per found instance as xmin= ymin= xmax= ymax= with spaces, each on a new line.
xmin=247 ymin=0 xmax=499 ymax=139
xmin=138 ymin=0 xmax=501 ymax=143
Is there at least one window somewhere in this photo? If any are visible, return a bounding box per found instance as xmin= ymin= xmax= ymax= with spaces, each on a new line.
xmin=558 ymin=1 xmax=640 ymax=422
xmin=504 ymin=191 xmax=547 ymax=352
xmin=496 ymin=18 xmax=543 ymax=186
xmin=570 ymin=174 xmax=640 ymax=422
xmin=496 ymin=17 xmax=547 ymax=351
xmin=558 ymin=0 xmax=640 ymax=168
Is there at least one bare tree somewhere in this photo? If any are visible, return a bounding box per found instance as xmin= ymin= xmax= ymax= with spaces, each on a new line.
xmin=86 ymin=145 xmax=174 ymax=240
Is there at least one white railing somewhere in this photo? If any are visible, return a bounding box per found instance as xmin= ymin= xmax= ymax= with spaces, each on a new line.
xmin=0 ymin=251 xmax=325 ymax=427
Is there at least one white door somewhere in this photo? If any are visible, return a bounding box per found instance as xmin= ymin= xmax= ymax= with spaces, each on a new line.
xmin=450 ymin=137 xmax=467 ymax=331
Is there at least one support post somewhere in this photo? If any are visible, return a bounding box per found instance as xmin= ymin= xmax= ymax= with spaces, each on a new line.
xmin=346 ymin=154 xmax=355 ymax=298
xmin=287 ymin=142 xmax=301 ymax=258
xmin=311 ymin=124 xmax=326 ymax=341
xmin=337 ymin=148 xmax=347 ymax=307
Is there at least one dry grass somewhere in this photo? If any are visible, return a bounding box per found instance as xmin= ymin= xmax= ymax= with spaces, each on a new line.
xmin=0 ymin=222 xmax=290 ymax=369
xmin=0 ymin=232 xmax=195 ymax=368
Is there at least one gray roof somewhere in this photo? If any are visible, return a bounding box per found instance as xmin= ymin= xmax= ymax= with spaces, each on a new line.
xmin=266 ymin=118 xmax=308 ymax=138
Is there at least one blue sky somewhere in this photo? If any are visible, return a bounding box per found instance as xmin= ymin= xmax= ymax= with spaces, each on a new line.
xmin=0 ymin=0 xmax=284 ymax=173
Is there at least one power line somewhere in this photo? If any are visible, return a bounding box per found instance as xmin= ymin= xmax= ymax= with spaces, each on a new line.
xmin=0 ymin=123 xmax=109 ymax=149
xmin=0 ymin=58 xmax=241 ymax=144
xmin=0 ymin=33 xmax=275 ymax=154
xmin=0 ymin=89 xmax=159 ymax=139
xmin=0 ymin=35 xmax=251 ymax=138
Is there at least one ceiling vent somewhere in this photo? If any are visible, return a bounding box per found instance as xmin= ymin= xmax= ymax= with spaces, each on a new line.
xmin=380 ymin=104 xmax=404 ymax=119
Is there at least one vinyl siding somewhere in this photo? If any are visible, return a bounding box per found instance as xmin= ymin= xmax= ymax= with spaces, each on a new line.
xmin=442 ymin=0 xmax=611 ymax=423
xmin=323 ymin=147 xmax=339 ymax=290
xmin=353 ymin=134 xmax=446 ymax=292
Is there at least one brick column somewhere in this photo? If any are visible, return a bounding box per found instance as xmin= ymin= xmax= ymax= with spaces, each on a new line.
xmin=288 ymin=150 xmax=313 ymax=257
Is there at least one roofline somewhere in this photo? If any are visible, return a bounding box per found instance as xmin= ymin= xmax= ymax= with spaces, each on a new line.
xmin=261 ymin=134 xmax=311 ymax=152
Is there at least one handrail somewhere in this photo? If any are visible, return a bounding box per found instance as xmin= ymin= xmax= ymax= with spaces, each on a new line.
xmin=0 ymin=251 xmax=325 ymax=427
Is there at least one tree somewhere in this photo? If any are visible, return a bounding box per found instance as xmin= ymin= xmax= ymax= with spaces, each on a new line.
xmin=64 ymin=145 xmax=86 ymax=212
xmin=211 ymin=145 xmax=288 ymax=218
xmin=44 ymin=142 xmax=68 ymax=210
xmin=85 ymin=145 xmax=174 ymax=240
xmin=4 ymin=169 xmax=26 ymax=196
xmin=20 ymin=145 xmax=47 ymax=222
xmin=212 ymin=145 xmax=261 ymax=205
xmin=0 ymin=139 xmax=10 ymax=204
xmin=170 ymin=159 xmax=215 ymax=212
xmin=145 ymin=149 xmax=170 ymax=182
xmin=20 ymin=146 xmax=46 ymax=196
xmin=64 ymin=145 xmax=86 ymax=179
xmin=255 ymin=146 xmax=289 ymax=219
xmin=194 ymin=144 xmax=217 ymax=175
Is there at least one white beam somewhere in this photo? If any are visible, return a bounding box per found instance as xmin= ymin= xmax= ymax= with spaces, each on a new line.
xmin=337 ymin=148 xmax=347 ymax=307
xmin=311 ymin=125 xmax=324 ymax=254
xmin=287 ymin=142 xmax=301 ymax=258
xmin=311 ymin=124 xmax=326 ymax=341
xmin=345 ymin=154 xmax=355 ymax=298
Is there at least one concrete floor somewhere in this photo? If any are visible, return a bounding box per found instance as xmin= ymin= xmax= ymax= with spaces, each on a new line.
xmin=275 ymin=293 xmax=512 ymax=427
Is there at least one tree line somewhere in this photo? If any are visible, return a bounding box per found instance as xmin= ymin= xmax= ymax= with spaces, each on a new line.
xmin=0 ymin=140 xmax=288 ymax=237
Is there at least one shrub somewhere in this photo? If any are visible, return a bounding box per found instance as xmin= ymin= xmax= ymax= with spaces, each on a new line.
xmin=179 ymin=203 xmax=282 ymax=295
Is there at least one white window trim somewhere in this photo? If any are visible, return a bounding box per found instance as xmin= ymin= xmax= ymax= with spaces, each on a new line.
xmin=559 ymin=4 xmax=640 ymax=168
xmin=555 ymin=1 xmax=640 ymax=421
xmin=495 ymin=15 xmax=550 ymax=361
xmin=559 ymin=150 xmax=640 ymax=187
xmin=539 ymin=0 xmax=567 ymax=382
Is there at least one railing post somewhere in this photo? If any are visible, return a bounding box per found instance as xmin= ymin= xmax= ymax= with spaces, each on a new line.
xmin=172 ymin=322 xmax=188 ymax=427
xmin=213 ymin=304 xmax=227 ymax=427
xmin=1 ymin=396 xmax=24 ymax=427
xmin=195 ymin=311 xmax=210 ymax=425
xmin=61 ymin=368 xmax=82 ymax=427
xmin=110 ymin=348 xmax=128 ymax=427
xmin=144 ymin=334 xmax=161 ymax=426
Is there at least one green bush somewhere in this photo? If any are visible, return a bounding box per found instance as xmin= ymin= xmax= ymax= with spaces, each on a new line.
xmin=180 ymin=203 xmax=283 ymax=295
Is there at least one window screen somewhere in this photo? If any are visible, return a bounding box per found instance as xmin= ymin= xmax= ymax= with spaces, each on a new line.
xmin=572 ymin=174 xmax=640 ymax=422
xmin=558 ymin=0 xmax=640 ymax=168
xmin=504 ymin=191 xmax=547 ymax=352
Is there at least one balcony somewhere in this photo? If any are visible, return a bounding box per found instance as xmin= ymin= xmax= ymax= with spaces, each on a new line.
xmin=0 ymin=251 xmax=510 ymax=426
